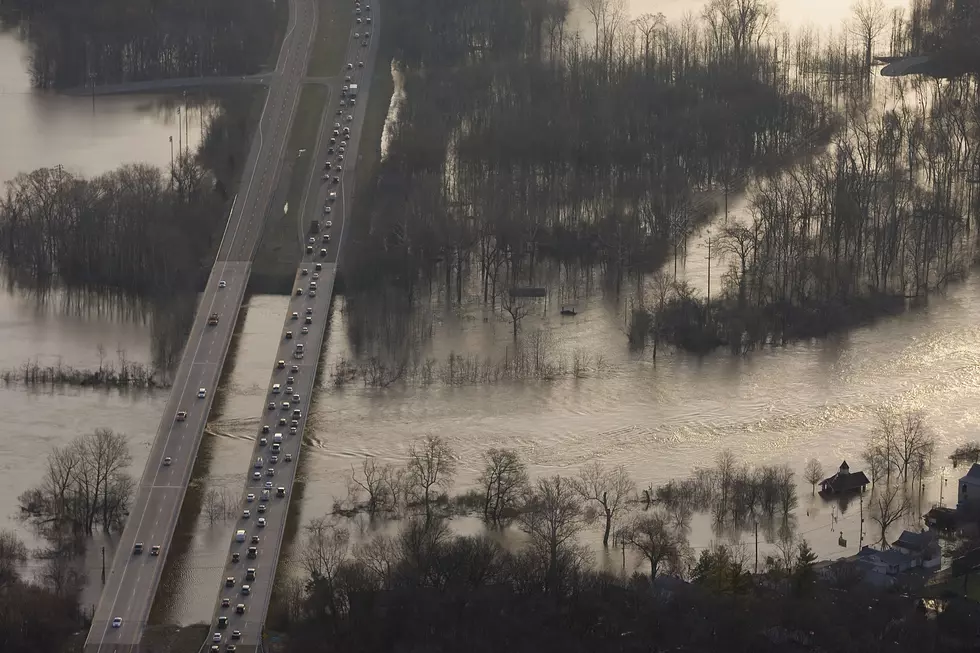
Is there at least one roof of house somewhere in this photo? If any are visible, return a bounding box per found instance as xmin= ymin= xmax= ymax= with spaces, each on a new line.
xmin=892 ymin=530 xmax=936 ymax=552
xmin=857 ymin=546 xmax=910 ymax=567
xmin=962 ymin=463 xmax=980 ymax=481
xmin=820 ymin=469 xmax=870 ymax=492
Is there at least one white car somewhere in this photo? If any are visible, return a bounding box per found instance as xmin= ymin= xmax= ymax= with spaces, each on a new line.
xmin=324 ymin=220 xmax=333 ymax=228
xmin=175 ymin=410 xmax=187 ymax=421
xmin=197 ymin=388 xmax=207 ymax=398
xmin=323 ymin=205 xmax=332 ymax=214
xmin=257 ymin=504 xmax=267 ymax=513
xmin=301 ymin=327 xmax=309 ymax=335
xmin=213 ymin=633 xmax=222 ymax=643
xmin=219 ymin=280 xmax=227 ymax=288
xmin=346 ymin=63 xmax=353 ymax=70
xmin=264 ymin=481 xmax=273 ymax=490
xmin=252 ymin=472 xmax=261 ymax=481
xmin=112 ymin=617 xmax=122 ymax=628
xmin=284 ymin=453 xmax=293 ymax=462
xmin=242 ymin=510 xmax=250 ymax=519
xmin=257 ymin=518 xmax=267 ymax=528
xmin=246 ymin=493 xmax=255 ymax=502
xmin=272 ymin=383 xmax=282 ymax=393
xmin=358 ymin=61 xmax=364 ymax=67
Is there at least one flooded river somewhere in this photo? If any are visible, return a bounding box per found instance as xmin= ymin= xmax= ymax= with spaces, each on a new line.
xmin=1 ymin=0 xmax=978 ymax=625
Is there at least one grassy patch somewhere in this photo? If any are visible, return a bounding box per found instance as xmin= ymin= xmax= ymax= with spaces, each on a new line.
xmin=261 ymin=0 xmax=292 ymax=72
xmin=353 ymin=33 xmax=394 ymax=194
xmin=251 ymin=83 xmax=328 ymax=292
xmin=308 ymin=0 xmax=354 ymax=77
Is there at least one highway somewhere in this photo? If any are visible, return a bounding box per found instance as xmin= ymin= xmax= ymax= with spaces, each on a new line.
xmin=202 ymin=2 xmax=383 ymax=652
xmin=83 ymin=0 xmax=320 ymax=651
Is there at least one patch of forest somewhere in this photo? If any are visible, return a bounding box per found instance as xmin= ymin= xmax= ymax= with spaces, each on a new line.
xmin=344 ymin=0 xmax=980 ymax=362
xmin=0 ymin=88 xmax=261 ymax=297
xmin=0 ymin=0 xmax=287 ymax=89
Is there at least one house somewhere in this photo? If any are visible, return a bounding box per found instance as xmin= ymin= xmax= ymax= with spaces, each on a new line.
xmin=857 ymin=546 xmax=915 ymax=575
xmin=891 ymin=529 xmax=941 ymax=569
xmin=957 ymin=463 xmax=980 ymax=510
xmin=819 ymin=460 xmax=870 ymax=495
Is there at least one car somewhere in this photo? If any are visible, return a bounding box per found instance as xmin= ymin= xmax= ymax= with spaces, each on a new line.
xmin=219 ymin=280 xmax=227 ymax=288
xmin=241 ymin=585 xmax=251 ymax=595
xmin=268 ymin=402 xmax=275 ymax=411
xmin=112 ymin=617 xmax=122 ymax=628
xmin=270 ymin=455 xmax=278 ymax=464
xmin=231 ymin=552 xmax=240 ymax=562
xmin=346 ymin=114 xmax=353 ymax=122
xmin=285 ymin=331 xmax=293 ymax=339
xmin=257 ymin=504 xmax=267 ymax=513
xmin=246 ymin=493 xmax=255 ymax=502
xmin=266 ymin=468 xmax=275 ymax=477
xmin=295 ymin=287 xmax=303 ymax=296
xmin=315 ymin=263 xmax=323 ymax=271
xmin=285 ymin=386 xmax=294 ymax=395
xmin=328 ymin=192 xmax=337 ymax=202
xmin=291 ymin=364 xmax=299 ymax=372
xmin=232 ymin=629 xmax=242 ymax=639
xmin=321 ymin=234 xmax=331 ymax=244
xmin=198 ymin=388 xmax=207 ymax=398
xmin=292 ymin=394 xmax=301 ymax=403
xmin=320 ymin=248 xmax=328 ymax=257
xmin=175 ymin=410 xmax=187 ymax=421
xmin=306 ymin=245 xmax=313 ymax=254
xmin=211 ymin=647 xmax=219 ymax=653
xmin=278 ymin=417 xmax=287 ymax=426
xmin=286 ymin=376 xmax=295 ymax=384
xmin=310 ymin=289 xmax=317 ymax=297
xmin=227 ymin=644 xmax=237 ymax=652
xmin=301 ymin=267 xmax=309 ymax=276
xmin=332 ymin=176 xmax=340 ymax=184
xmin=236 ymin=603 xmax=246 ymax=614
xmin=321 ymin=173 xmax=330 ymax=181
xmin=301 ymin=327 xmax=309 ymax=335
xmin=347 ymin=63 xmax=353 ymax=70
xmin=134 ymin=542 xmax=144 ymax=554
xmin=358 ymin=61 xmax=364 ymax=67
xmin=217 ymin=616 xmax=228 ymax=628
xmin=151 ymin=545 xmax=161 ymax=556
xmin=259 ymin=437 xmax=268 ymax=446
xmin=338 ymin=154 xmax=345 ymax=162
xmin=221 ymin=598 xmax=231 ymax=608
xmin=284 ymin=453 xmax=293 ymax=462
xmin=251 ymin=534 xmax=260 ymax=543
xmin=242 ymin=509 xmax=250 ymax=519
xmin=245 ymin=568 xmax=256 ymax=581
xmin=367 ymin=16 xmax=372 ymax=23
xmin=329 ymin=137 xmax=336 ymax=145
xmin=323 ymin=205 xmax=332 ymax=214
xmin=324 ymin=220 xmax=333 ymax=228
xmin=290 ymin=419 xmax=299 ymax=427
xmin=262 ymin=424 xmax=270 ymax=433
xmin=254 ymin=457 xmax=263 ymax=469
xmin=163 ymin=457 xmax=172 ymax=466
xmin=246 ymin=545 xmax=257 ymax=559
xmin=278 ymin=359 xmax=286 ymax=369
xmin=281 ymin=401 xmax=290 ymax=411
xmin=366 ymin=4 xmax=371 ymax=11
xmin=277 ymin=486 xmax=286 ymax=497
xmin=252 ymin=472 xmax=261 ymax=481
xmin=226 ymin=576 xmax=235 ymax=587
xmin=257 ymin=518 xmax=267 ymax=528
xmin=272 ymin=383 xmax=282 ymax=393
xmin=354 ymin=32 xmax=360 ymax=38
xmin=362 ymin=39 xmax=368 ymax=46
xmin=264 ymin=481 xmax=273 ymax=490
xmin=332 ymin=129 xmax=339 ymax=137
xmin=213 ymin=633 xmax=222 ymax=643
xmin=289 ymin=427 xmax=298 ymax=435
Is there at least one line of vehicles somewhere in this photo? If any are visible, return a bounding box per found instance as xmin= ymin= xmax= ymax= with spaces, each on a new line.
xmin=206 ymin=3 xmax=373 ymax=649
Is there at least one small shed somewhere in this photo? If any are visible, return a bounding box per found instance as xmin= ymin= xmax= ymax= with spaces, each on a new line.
xmin=819 ymin=461 xmax=870 ymax=495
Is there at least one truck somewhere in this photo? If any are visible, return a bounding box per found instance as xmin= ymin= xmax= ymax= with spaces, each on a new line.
xmin=348 ymin=83 xmax=358 ymax=97
xmin=311 ymin=219 xmax=320 ymax=233
xmin=207 ymin=313 xmax=219 ymax=326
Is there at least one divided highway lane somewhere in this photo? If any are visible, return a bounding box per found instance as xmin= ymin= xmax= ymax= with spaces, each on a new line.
xmin=85 ymin=0 xmax=320 ymax=650
xmin=85 ymin=264 xmax=249 ymax=653
xmin=204 ymin=2 xmax=383 ymax=651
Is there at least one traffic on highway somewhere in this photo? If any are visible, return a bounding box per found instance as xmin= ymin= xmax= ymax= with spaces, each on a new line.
xmin=203 ymin=1 xmax=380 ymax=650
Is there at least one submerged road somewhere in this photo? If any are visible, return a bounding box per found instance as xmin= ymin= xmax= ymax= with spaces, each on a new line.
xmin=202 ymin=2 xmax=383 ymax=652
xmin=84 ymin=0 xmax=319 ymax=650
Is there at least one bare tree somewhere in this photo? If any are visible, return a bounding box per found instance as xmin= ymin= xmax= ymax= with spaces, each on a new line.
xmin=804 ymin=459 xmax=824 ymax=495
xmin=406 ymin=435 xmax=458 ymax=523
xmin=203 ymin=487 xmax=223 ymax=525
xmin=863 ymin=439 xmax=888 ymax=487
xmin=353 ymin=534 xmax=400 ymax=590
xmin=625 ymin=509 xmax=691 ymax=581
xmin=573 ymin=461 xmax=635 ymax=547
xmin=518 ymin=475 xmax=583 ymax=591
xmin=349 ymin=458 xmax=392 ymax=514
xmin=892 ymin=409 xmax=935 ymax=482
xmin=870 ymin=483 xmax=910 ymax=549
xmin=649 ymin=271 xmax=674 ymax=360
xmin=850 ymin=0 xmax=888 ymax=70
xmin=501 ymin=294 xmax=530 ymax=340
xmin=478 ymin=448 xmax=529 ymax=525
xmin=703 ymin=0 xmax=775 ymax=60
xmin=301 ymin=516 xmax=350 ymax=622
xmin=581 ymin=0 xmax=627 ymax=62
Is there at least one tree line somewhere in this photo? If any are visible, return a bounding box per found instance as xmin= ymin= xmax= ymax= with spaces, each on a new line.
xmin=0 ymin=0 xmax=286 ymax=89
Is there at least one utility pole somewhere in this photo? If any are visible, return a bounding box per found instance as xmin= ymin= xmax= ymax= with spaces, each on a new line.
xmin=859 ymin=493 xmax=864 ymax=550
xmin=183 ymin=91 xmax=189 ymax=157
xmin=177 ymin=106 xmax=182 ymax=159
xmin=754 ymin=521 xmax=758 ymax=574
xmin=101 ymin=546 xmax=106 ymax=584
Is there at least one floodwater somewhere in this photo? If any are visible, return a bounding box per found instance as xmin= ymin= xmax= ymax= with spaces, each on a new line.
xmin=1 ymin=0 xmax=978 ymax=626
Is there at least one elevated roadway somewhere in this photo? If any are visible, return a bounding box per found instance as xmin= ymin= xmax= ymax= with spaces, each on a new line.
xmin=84 ymin=0 xmax=320 ymax=650
xmin=201 ymin=2 xmax=383 ymax=651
